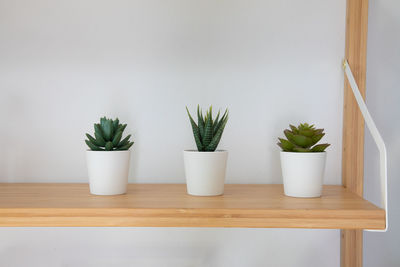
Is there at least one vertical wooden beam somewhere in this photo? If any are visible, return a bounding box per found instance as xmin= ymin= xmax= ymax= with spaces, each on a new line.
xmin=341 ymin=0 xmax=368 ymax=267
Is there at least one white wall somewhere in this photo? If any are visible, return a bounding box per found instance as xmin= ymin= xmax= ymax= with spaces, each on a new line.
xmin=364 ymin=0 xmax=400 ymax=266
xmin=0 ymin=1 xmax=346 ymax=266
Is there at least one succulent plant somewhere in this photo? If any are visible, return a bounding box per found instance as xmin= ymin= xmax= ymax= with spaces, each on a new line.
xmin=85 ymin=117 xmax=134 ymax=151
xmin=277 ymin=123 xmax=330 ymax=152
xmin=186 ymin=105 xmax=229 ymax=152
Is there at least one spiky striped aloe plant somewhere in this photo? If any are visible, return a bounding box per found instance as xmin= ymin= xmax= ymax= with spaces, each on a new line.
xmin=85 ymin=117 xmax=134 ymax=151
xmin=277 ymin=123 xmax=330 ymax=152
xmin=186 ymin=106 xmax=228 ymax=152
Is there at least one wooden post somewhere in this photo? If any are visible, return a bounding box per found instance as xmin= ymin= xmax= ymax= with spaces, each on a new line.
xmin=341 ymin=0 xmax=368 ymax=266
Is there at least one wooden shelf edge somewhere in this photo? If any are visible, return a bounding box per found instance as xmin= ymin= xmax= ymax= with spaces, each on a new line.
xmin=0 ymin=217 xmax=386 ymax=229
xmin=0 ymin=183 xmax=385 ymax=229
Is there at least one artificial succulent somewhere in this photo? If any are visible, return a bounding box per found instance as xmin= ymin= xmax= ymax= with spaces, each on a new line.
xmin=85 ymin=117 xmax=133 ymax=151
xmin=186 ymin=105 xmax=228 ymax=152
xmin=277 ymin=123 xmax=330 ymax=152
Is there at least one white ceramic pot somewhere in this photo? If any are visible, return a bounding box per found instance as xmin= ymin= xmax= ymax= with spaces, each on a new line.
xmin=183 ymin=150 xmax=228 ymax=196
xmin=86 ymin=150 xmax=131 ymax=195
xmin=280 ymin=151 xmax=327 ymax=198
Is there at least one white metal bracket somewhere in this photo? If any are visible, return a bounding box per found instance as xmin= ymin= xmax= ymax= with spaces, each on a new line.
xmin=342 ymin=60 xmax=388 ymax=232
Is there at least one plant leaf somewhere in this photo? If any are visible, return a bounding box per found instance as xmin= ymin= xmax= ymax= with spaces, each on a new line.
xmin=118 ymin=124 xmax=127 ymax=134
xmin=213 ymin=109 xmax=228 ymax=135
xmin=277 ymin=138 xmax=294 ymax=151
xmin=85 ymin=140 xmax=104 ymax=151
xmin=292 ymin=134 xmax=313 ymax=148
xmin=298 ymin=129 xmax=314 ymax=137
xmin=86 ymin=133 xmax=100 ymax=147
xmin=202 ymin=112 xmax=213 ymax=148
xmin=197 ymin=105 xmax=205 ymax=140
xmin=100 ymin=117 xmax=106 ymax=129
xmin=117 ymin=141 xmax=134 ymax=150
xmin=212 ymin=110 xmax=221 ymax=134
xmin=118 ymin=134 xmax=131 ymax=147
xmin=289 ymin=124 xmax=299 ymax=134
xmin=206 ymin=114 xmax=228 ymax=151
xmin=311 ymin=143 xmax=330 ymax=152
xmin=105 ymin=141 xmax=113 ymax=151
xmin=310 ymin=133 xmax=325 ymax=146
xmin=112 ymin=130 xmax=123 ymax=147
xmin=284 ymin=130 xmax=295 ymax=143
xmin=113 ymin=118 xmax=119 ymax=131
xmin=292 ymin=146 xmax=311 ymax=152
xmin=102 ymin=119 xmax=113 ymax=141
xmin=94 ymin=124 xmax=106 ymax=146
xmin=186 ymin=107 xmax=204 ymax=151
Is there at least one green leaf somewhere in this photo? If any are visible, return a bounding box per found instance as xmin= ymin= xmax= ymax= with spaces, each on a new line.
xmin=213 ymin=109 xmax=228 ymax=135
xmin=197 ymin=105 xmax=205 ymax=140
xmin=113 ymin=118 xmax=119 ymax=131
xmin=86 ymin=133 xmax=100 ymax=146
xmin=202 ymin=111 xmax=213 ymax=148
xmin=284 ymin=130 xmax=295 ymax=143
xmin=94 ymin=124 xmax=106 ymax=146
xmin=289 ymin=124 xmax=299 ymax=134
xmin=310 ymin=133 xmax=325 ymax=146
xmin=85 ymin=140 xmax=104 ymax=151
xmin=206 ymin=130 xmax=222 ymax=151
xmin=299 ymin=123 xmax=311 ymax=131
xmin=117 ymin=141 xmax=134 ymax=150
xmin=186 ymin=107 xmax=204 ymax=151
xmin=281 ymin=123 xmax=329 ymax=152
xmin=208 ymin=106 xmax=213 ymax=123
xmin=277 ymin=138 xmax=294 ymax=151
xmin=298 ymin=129 xmax=315 ymax=137
xmin=212 ymin=110 xmax=221 ymax=134
xmin=292 ymin=134 xmax=313 ymax=148
xmin=205 ymin=115 xmax=228 ymax=151
xmin=314 ymin=128 xmax=324 ymax=135
xmin=118 ymin=134 xmax=131 ymax=147
xmin=100 ymin=117 xmax=106 ymax=129
xmin=105 ymin=141 xmax=113 ymax=151
xmin=102 ymin=119 xmax=114 ymax=141
xmin=277 ymin=143 xmax=288 ymax=151
xmin=292 ymin=146 xmax=311 ymax=152
xmin=117 ymin=124 xmax=127 ymax=134
xmin=311 ymin=143 xmax=330 ymax=152
xmin=112 ymin=130 xmax=123 ymax=147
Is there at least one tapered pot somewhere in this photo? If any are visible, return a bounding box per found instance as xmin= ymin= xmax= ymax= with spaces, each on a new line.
xmin=183 ymin=150 xmax=228 ymax=196
xmin=280 ymin=151 xmax=326 ymax=198
xmin=86 ymin=150 xmax=131 ymax=195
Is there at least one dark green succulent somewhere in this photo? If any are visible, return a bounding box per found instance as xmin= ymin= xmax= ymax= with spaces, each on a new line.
xmin=85 ymin=117 xmax=134 ymax=151
xmin=277 ymin=123 xmax=330 ymax=152
xmin=186 ymin=105 xmax=228 ymax=152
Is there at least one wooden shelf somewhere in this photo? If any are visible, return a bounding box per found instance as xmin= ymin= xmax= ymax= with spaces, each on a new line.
xmin=0 ymin=183 xmax=385 ymax=229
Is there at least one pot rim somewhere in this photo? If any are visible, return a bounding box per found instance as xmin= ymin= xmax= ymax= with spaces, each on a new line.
xmin=86 ymin=150 xmax=131 ymax=153
xmin=279 ymin=151 xmax=326 ymax=155
xmin=183 ymin=149 xmax=228 ymax=154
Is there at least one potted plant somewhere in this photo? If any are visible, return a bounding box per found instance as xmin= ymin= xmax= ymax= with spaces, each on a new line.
xmin=277 ymin=123 xmax=330 ymax=198
xmin=184 ymin=106 xmax=229 ymax=196
xmin=85 ymin=117 xmax=134 ymax=195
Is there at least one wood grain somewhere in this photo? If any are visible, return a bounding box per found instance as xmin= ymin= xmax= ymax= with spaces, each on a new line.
xmin=341 ymin=0 xmax=369 ymax=266
xmin=0 ymin=184 xmax=385 ymax=228
xmin=341 ymin=229 xmax=363 ymax=267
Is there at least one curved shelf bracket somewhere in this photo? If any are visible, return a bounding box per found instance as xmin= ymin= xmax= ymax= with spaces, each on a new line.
xmin=342 ymin=59 xmax=388 ymax=232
